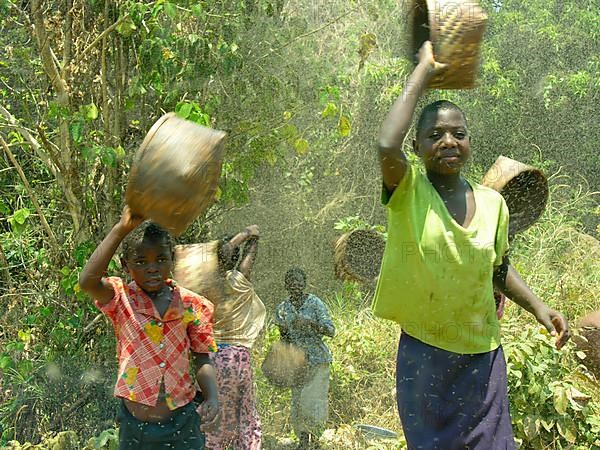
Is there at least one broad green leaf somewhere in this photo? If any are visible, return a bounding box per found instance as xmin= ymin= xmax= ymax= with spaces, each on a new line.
xmin=0 ymin=355 xmax=13 ymax=370
xmin=81 ymin=146 xmax=96 ymax=161
xmin=114 ymin=145 xmax=125 ymax=160
xmin=553 ymin=385 xmax=568 ymax=415
xmin=294 ymin=138 xmax=309 ymax=155
xmin=0 ymin=200 xmax=9 ymax=214
xmin=18 ymin=330 xmax=31 ymax=343
xmin=81 ymin=103 xmax=98 ymax=121
xmin=116 ymin=16 xmax=137 ymax=37
xmin=321 ymin=102 xmax=338 ymax=119
xmin=338 ymin=115 xmax=351 ymax=137
xmin=12 ymin=208 xmax=30 ymax=225
xmin=191 ymin=4 xmax=204 ymax=18
xmin=60 ymin=266 xmax=71 ymax=276
xmin=540 ymin=419 xmax=554 ymax=432
xmin=100 ymin=147 xmax=117 ymax=167
xmin=557 ymin=418 xmax=577 ymax=443
xmin=176 ymin=102 xmax=193 ymax=119
xmin=70 ymin=120 xmax=84 ymax=143
xmin=280 ymin=123 xmax=298 ymax=143
xmin=163 ymin=2 xmax=177 ymax=19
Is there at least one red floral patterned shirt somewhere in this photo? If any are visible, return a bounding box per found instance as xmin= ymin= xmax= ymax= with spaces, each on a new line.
xmin=96 ymin=277 xmax=217 ymax=410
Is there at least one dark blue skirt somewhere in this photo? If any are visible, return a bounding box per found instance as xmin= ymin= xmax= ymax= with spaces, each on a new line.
xmin=396 ymin=332 xmax=516 ymax=450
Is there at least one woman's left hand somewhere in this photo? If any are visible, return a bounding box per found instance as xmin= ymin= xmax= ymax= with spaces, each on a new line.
xmin=198 ymin=398 xmax=220 ymax=433
xmin=535 ymin=306 xmax=570 ymax=349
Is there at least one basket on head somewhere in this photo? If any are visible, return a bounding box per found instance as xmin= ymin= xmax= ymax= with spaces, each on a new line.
xmin=126 ymin=113 xmax=226 ymax=237
xmin=334 ymin=229 xmax=386 ymax=283
xmin=409 ymin=0 xmax=488 ymax=89
xmin=481 ymin=156 xmax=549 ymax=236
xmin=173 ymin=241 xmax=223 ymax=303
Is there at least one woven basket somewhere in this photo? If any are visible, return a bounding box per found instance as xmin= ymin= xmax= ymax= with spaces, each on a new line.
xmin=572 ymin=310 xmax=600 ymax=378
xmin=334 ymin=230 xmax=386 ymax=283
xmin=409 ymin=0 xmax=488 ymax=89
xmin=126 ymin=113 xmax=226 ymax=236
xmin=261 ymin=341 xmax=308 ymax=388
xmin=481 ymin=156 xmax=549 ymax=236
xmin=173 ymin=241 xmax=223 ymax=303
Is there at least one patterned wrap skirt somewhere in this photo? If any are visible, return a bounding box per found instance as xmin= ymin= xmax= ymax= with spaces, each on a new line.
xmin=396 ymin=332 xmax=516 ymax=450
xmin=205 ymin=345 xmax=261 ymax=450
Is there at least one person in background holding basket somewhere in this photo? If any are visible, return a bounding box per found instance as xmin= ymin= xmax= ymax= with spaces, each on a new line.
xmin=275 ymin=268 xmax=335 ymax=450
xmin=205 ymin=225 xmax=266 ymax=450
xmin=79 ymin=206 xmax=220 ymax=449
xmin=373 ymin=41 xmax=570 ymax=449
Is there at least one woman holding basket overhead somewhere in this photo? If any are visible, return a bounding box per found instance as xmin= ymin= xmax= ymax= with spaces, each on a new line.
xmin=372 ymin=41 xmax=570 ymax=449
xmin=205 ymin=226 xmax=266 ymax=450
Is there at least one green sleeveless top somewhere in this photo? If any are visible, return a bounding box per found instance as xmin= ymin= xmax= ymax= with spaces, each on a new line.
xmin=372 ymin=166 xmax=510 ymax=354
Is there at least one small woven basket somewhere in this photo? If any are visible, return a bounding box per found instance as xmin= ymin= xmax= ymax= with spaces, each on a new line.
xmin=572 ymin=310 xmax=600 ymax=378
xmin=126 ymin=113 xmax=226 ymax=236
xmin=334 ymin=229 xmax=386 ymax=283
xmin=409 ymin=0 xmax=488 ymax=89
xmin=481 ymin=156 xmax=549 ymax=236
xmin=261 ymin=341 xmax=308 ymax=388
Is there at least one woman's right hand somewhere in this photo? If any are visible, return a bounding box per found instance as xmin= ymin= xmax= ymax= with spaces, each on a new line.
xmin=245 ymin=224 xmax=260 ymax=237
xmin=417 ymin=41 xmax=447 ymax=75
xmin=118 ymin=205 xmax=145 ymax=233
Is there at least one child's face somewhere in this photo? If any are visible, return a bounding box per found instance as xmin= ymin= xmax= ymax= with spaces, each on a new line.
xmin=123 ymin=238 xmax=173 ymax=293
xmin=414 ymin=109 xmax=470 ymax=175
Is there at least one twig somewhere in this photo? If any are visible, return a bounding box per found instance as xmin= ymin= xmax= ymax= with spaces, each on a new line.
xmin=255 ymin=7 xmax=358 ymax=62
xmin=0 ymin=104 xmax=59 ymax=177
xmin=72 ymin=13 xmax=129 ymax=67
xmin=0 ymin=134 xmax=60 ymax=250
xmin=83 ymin=313 xmax=104 ymax=334
xmin=48 ymin=390 xmax=93 ymax=430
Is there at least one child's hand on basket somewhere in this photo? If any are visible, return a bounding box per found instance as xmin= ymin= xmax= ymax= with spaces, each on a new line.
xmin=417 ymin=41 xmax=448 ymax=75
xmin=117 ymin=205 xmax=145 ymax=233
xmin=198 ymin=398 xmax=220 ymax=433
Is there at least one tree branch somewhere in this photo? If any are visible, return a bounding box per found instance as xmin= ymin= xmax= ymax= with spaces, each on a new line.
xmin=0 ymin=134 xmax=60 ymax=251
xmin=72 ymin=13 xmax=130 ymax=67
xmin=0 ymin=104 xmax=59 ymax=177
xmin=255 ymin=7 xmax=358 ymax=61
xmin=30 ymin=0 xmax=69 ymax=98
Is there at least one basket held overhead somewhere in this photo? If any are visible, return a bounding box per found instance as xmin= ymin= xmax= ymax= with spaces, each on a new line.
xmin=126 ymin=113 xmax=227 ymax=236
xmin=481 ymin=156 xmax=549 ymax=236
xmin=334 ymin=229 xmax=386 ymax=283
xmin=409 ymin=0 xmax=488 ymax=89
xmin=173 ymin=241 xmax=223 ymax=304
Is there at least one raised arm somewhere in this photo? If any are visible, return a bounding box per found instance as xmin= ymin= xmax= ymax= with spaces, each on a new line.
xmin=494 ymin=260 xmax=570 ymax=349
xmin=238 ymin=235 xmax=259 ymax=280
xmin=79 ymin=206 xmax=144 ymax=304
xmin=378 ymin=41 xmax=445 ymax=193
xmin=219 ymin=225 xmax=259 ymax=266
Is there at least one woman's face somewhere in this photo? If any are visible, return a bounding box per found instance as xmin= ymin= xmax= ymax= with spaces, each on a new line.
xmin=414 ymin=108 xmax=471 ymax=175
xmin=285 ymin=274 xmax=306 ymax=296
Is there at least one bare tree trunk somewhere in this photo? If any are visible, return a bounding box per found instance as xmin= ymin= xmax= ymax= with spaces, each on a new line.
xmin=31 ymin=0 xmax=85 ymax=238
